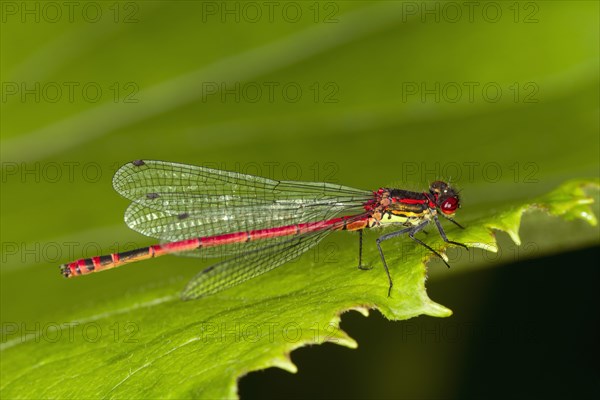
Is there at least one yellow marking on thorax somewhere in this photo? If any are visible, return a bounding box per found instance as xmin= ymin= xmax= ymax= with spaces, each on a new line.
xmin=378 ymin=209 xmax=433 ymax=227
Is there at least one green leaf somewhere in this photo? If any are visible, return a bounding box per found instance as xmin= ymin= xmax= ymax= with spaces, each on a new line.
xmin=1 ymin=1 xmax=598 ymax=397
xmin=1 ymin=179 xmax=597 ymax=398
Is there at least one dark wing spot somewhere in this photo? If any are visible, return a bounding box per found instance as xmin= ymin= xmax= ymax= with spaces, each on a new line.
xmin=132 ymin=160 xmax=145 ymax=167
xmin=146 ymin=192 xmax=160 ymax=200
xmin=178 ymin=212 xmax=189 ymax=220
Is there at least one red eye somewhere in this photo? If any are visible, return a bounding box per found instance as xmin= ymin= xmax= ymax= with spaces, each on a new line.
xmin=441 ymin=197 xmax=459 ymax=214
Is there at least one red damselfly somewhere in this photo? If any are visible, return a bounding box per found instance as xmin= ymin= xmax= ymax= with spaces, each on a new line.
xmin=60 ymin=160 xmax=467 ymax=300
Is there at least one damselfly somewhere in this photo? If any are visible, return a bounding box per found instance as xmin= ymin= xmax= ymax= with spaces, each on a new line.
xmin=60 ymin=160 xmax=467 ymax=300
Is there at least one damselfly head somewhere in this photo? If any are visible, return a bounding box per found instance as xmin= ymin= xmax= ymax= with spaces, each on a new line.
xmin=429 ymin=181 xmax=460 ymax=215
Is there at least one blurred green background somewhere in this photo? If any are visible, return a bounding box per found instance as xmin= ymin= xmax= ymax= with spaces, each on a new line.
xmin=1 ymin=1 xmax=598 ymax=398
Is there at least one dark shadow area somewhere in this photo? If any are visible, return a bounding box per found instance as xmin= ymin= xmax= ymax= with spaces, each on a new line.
xmin=239 ymin=246 xmax=600 ymax=399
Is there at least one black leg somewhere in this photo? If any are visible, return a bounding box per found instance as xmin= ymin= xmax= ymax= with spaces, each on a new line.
xmin=403 ymin=220 xmax=453 ymax=268
xmin=442 ymin=214 xmax=465 ymax=229
xmin=376 ymin=225 xmax=416 ymax=297
xmin=375 ymin=217 xmax=468 ymax=297
xmin=408 ymin=232 xmax=451 ymax=268
xmin=433 ymin=215 xmax=468 ymax=250
xmin=357 ymin=230 xmax=372 ymax=270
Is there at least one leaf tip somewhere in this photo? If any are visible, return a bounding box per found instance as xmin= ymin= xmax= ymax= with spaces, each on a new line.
xmin=271 ymin=356 xmax=298 ymax=374
xmin=328 ymin=330 xmax=358 ymax=349
xmin=506 ymin=229 xmax=522 ymax=246
xmin=423 ymin=300 xmax=453 ymax=318
xmin=349 ymin=306 xmax=370 ymax=317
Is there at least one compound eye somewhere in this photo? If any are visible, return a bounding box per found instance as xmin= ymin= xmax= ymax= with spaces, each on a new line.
xmin=441 ymin=196 xmax=459 ymax=214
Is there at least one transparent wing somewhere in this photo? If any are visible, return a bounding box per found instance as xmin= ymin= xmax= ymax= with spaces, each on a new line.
xmin=113 ymin=160 xmax=370 ymax=209
xmin=114 ymin=160 xmax=372 ymax=245
xmin=181 ymin=228 xmax=332 ymax=300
